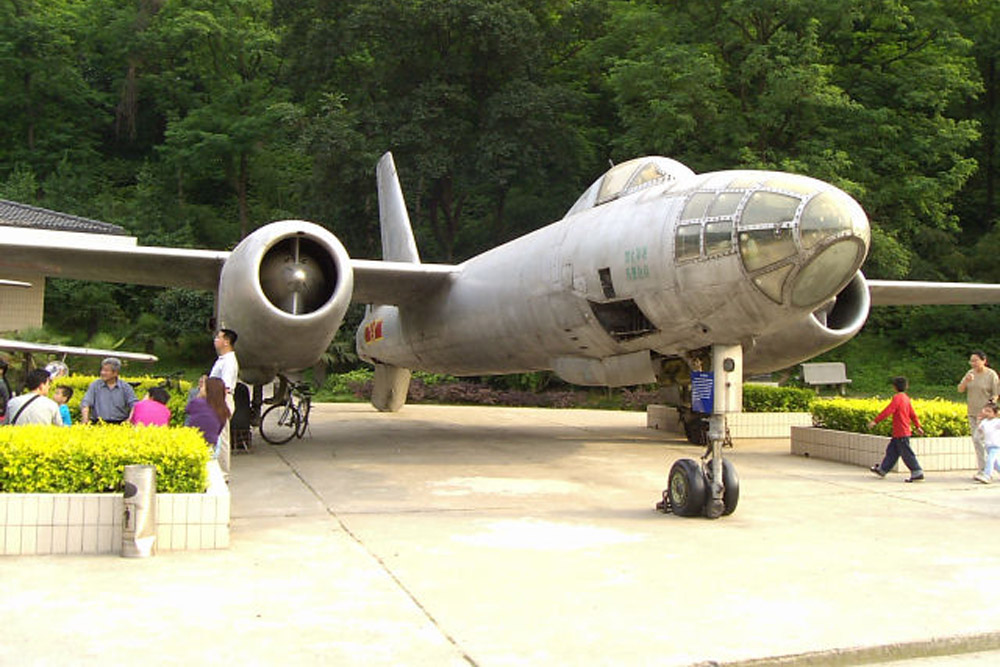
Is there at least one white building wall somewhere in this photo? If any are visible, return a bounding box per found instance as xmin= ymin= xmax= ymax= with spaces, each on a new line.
xmin=0 ymin=272 xmax=44 ymax=332
xmin=0 ymin=225 xmax=139 ymax=334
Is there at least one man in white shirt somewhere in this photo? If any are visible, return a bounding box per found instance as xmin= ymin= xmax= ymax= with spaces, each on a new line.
xmin=6 ymin=369 xmax=64 ymax=426
xmin=209 ymin=328 xmax=239 ymax=477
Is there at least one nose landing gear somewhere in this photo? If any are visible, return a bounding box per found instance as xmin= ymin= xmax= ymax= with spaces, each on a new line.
xmin=656 ymin=344 xmax=742 ymax=519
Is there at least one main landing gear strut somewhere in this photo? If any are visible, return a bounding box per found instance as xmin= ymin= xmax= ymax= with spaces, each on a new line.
xmin=657 ymin=344 xmax=742 ymax=519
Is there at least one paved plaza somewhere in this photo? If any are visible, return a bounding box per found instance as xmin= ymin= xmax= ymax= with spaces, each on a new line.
xmin=3 ymin=403 xmax=1000 ymax=665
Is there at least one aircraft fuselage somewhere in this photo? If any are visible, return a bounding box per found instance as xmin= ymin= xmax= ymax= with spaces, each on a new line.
xmin=359 ymin=158 xmax=871 ymax=385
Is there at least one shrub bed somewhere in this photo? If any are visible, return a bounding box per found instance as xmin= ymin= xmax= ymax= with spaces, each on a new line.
xmin=810 ymin=397 xmax=969 ymax=437
xmin=0 ymin=424 xmax=210 ymax=493
xmin=743 ymin=385 xmax=814 ymax=412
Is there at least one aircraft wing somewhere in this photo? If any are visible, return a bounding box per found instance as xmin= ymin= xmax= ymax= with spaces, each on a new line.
xmin=0 ymin=338 xmax=157 ymax=362
xmin=350 ymin=259 xmax=458 ymax=304
xmin=867 ymin=280 xmax=1000 ymax=306
xmin=0 ymin=241 xmax=227 ymax=291
xmin=2 ymin=235 xmax=458 ymax=304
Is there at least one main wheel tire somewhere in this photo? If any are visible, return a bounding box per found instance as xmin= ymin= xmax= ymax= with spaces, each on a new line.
xmin=721 ymin=459 xmax=740 ymax=516
xmin=705 ymin=458 xmax=741 ymax=516
xmin=667 ymin=458 xmax=707 ymax=517
xmin=260 ymin=404 xmax=301 ymax=445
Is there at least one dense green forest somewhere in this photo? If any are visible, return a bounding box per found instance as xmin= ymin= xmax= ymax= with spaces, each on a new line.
xmin=2 ymin=0 xmax=1000 ymax=392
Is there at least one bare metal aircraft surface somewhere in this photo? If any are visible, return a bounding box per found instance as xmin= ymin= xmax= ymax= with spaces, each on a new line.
xmin=2 ymin=153 xmax=998 ymax=516
xmin=0 ymin=339 xmax=157 ymax=365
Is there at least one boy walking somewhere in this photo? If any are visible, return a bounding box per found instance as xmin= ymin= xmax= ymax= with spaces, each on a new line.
xmin=868 ymin=376 xmax=926 ymax=482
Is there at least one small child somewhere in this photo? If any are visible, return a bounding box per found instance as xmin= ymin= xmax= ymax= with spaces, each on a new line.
xmin=868 ymin=376 xmax=926 ymax=482
xmin=53 ymin=385 xmax=73 ymax=426
xmin=974 ymin=402 xmax=1000 ymax=483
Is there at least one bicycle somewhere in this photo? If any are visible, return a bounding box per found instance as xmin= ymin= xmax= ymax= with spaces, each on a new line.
xmin=127 ymin=370 xmax=186 ymax=401
xmin=259 ymin=378 xmax=313 ymax=444
xmin=157 ymin=370 xmax=186 ymax=392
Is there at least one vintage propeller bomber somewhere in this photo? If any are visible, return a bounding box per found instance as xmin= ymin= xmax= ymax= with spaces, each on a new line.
xmin=4 ymin=153 xmax=1000 ymax=517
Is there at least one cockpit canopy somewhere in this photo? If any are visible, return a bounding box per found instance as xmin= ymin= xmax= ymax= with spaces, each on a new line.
xmin=565 ymin=157 xmax=696 ymax=218
xmin=672 ymin=171 xmax=871 ymax=308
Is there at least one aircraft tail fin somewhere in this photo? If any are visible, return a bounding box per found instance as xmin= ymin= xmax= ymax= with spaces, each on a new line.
xmin=376 ymin=152 xmax=421 ymax=264
xmin=371 ymin=152 xmax=416 ymax=411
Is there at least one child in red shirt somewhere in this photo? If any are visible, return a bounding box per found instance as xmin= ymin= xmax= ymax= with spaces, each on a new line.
xmin=867 ymin=376 xmax=925 ymax=482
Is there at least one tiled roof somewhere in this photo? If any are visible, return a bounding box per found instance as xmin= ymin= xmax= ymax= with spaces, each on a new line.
xmin=0 ymin=199 xmax=127 ymax=236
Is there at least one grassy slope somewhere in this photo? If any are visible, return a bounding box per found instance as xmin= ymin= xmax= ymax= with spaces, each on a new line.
xmin=814 ymin=332 xmax=967 ymax=400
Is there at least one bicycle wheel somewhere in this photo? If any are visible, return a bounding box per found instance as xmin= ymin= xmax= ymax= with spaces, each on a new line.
xmin=295 ymin=398 xmax=311 ymax=438
xmin=259 ymin=403 xmax=300 ymax=444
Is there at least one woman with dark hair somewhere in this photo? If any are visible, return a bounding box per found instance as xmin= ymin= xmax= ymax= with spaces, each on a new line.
xmin=185 ymin=376 xmax=231 ymax=449
xmin=0 ymin=359 xmax=10 ymax=422
xmin=130 ymin=386 xmax=172 ymax=426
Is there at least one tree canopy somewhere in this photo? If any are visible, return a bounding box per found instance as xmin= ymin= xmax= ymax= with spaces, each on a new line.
xmin=2 ymin=0 xmax=999 ymax=357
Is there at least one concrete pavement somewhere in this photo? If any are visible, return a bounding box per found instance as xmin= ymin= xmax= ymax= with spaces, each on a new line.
xmin=3 ymin=403 xmax=1000 ymax=666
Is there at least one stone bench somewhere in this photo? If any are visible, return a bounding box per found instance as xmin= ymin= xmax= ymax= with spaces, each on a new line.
xmin=802 ymin=362 xmax=852 ymax=395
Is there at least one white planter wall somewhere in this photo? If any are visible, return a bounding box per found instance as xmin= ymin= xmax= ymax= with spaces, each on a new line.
xmin=647 ymin=405 xmax=813 ymax=439
xmin=0 ymin=462 xmax=229 ymax=556
xmin=790 ymin=427 xmax=978 ymax=472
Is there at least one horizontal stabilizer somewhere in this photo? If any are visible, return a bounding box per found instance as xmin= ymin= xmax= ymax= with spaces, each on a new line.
xmin=351 ymin=259 xmax=456 ymax=305
xmin=868 ymin=280 xmax=1000 ymax=306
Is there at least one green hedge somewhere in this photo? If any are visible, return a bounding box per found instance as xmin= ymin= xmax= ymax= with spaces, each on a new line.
xmin=0 ymin=424 xmax=210 ymax=493
xmin=810 ymin=397 xmax=969 ymax=437
xmin=46 ymin=375 xmax=192 ymax=427
xmin=743 ymin=385 xmax=815 ymax=412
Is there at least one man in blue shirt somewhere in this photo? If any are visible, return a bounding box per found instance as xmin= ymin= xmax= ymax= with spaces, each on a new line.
xmin=80 ymin=357 xmax=138 ymax=424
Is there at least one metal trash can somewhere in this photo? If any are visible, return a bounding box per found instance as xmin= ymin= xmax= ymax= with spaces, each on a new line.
xmin=122 ymin=464 xmax=157 ymax=558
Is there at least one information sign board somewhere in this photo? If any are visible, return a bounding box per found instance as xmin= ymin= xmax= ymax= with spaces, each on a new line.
xmin=691 ymin=371 xmax=714 ymax=414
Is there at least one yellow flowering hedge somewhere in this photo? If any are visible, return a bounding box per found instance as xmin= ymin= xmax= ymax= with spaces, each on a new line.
xmin=0 ymin=424 xmax=209 ymax=493
xmin=811 ymin=397 xmax=969 ymax=437
xmin=743 ymin=384 xmax=815 ymax=412
xmin=48 ymin=375 xmax=192 ymax=427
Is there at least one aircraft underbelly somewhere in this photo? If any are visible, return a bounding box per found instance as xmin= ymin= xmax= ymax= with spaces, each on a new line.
xmin=395 ymin=287 xmax=612 ymax=375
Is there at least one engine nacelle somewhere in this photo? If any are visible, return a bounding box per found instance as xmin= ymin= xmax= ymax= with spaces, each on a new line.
xmin=217 ymin=220 xmax=353 ymax=385
xmin=743 ymin=271 xmax=871 ymax=374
